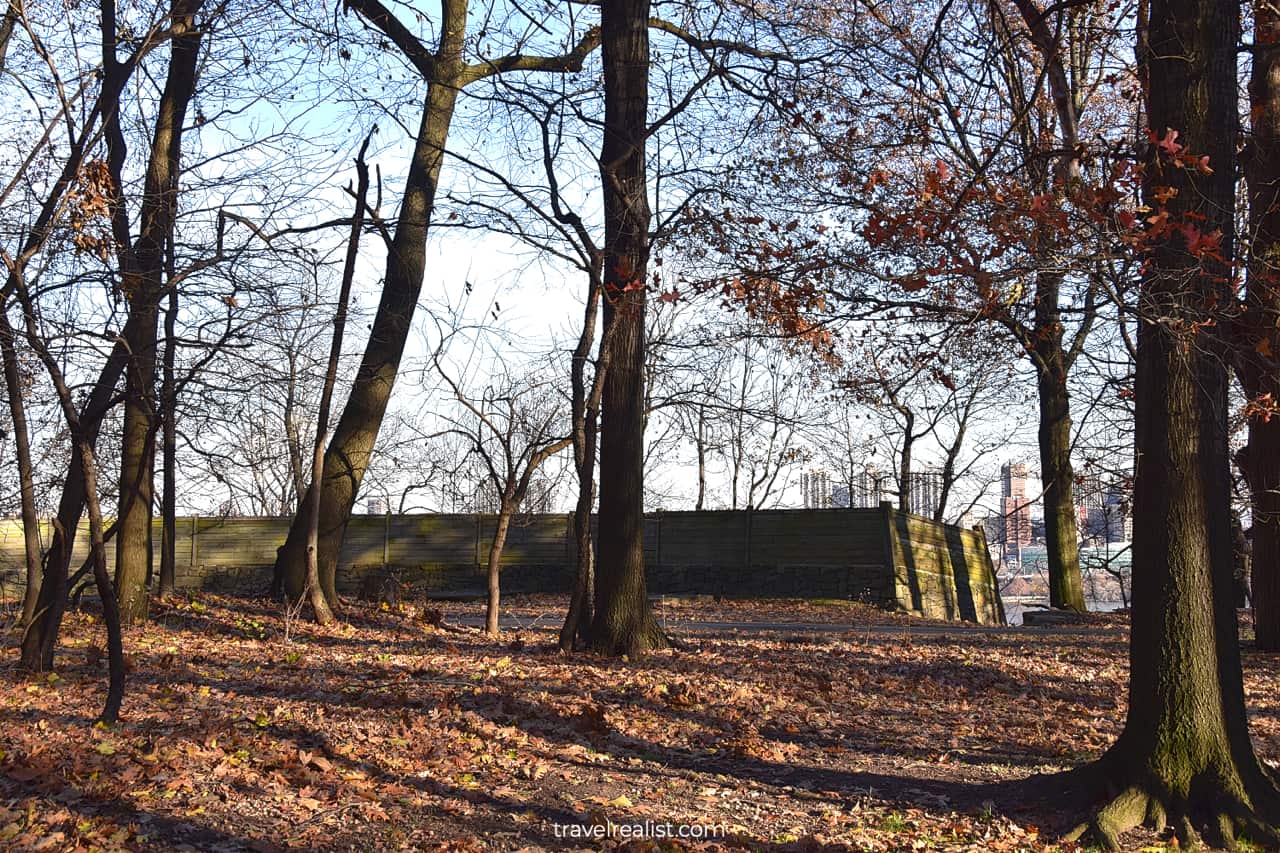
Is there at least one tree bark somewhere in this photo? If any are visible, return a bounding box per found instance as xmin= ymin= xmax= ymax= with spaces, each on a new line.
xmin=1036 ymin=353 xmax=1086 ymax=611
xmin=587 ymin=0 xmax=668 ymax=656
xmin=485 ymin=507 xmax=513 ymax=636
xmin=897 ymin=406 xmax=913 ymax=513
xmin=0 ymin=305 xmax=43 ymax=624
xmin=114 ymin=0 xmax=204 ymax=626
xmin=274 ymin=40 xmax=463 ymax=611
xmin=1064 ymin=0 xmax=1280 ymax=844
xmin=560 ymin=275 xmax=606 ymax=651
xmin=21 ymin=310 xmax=141 ymax=671
xmin=1240 ymin=0 xmax=1280 ymax=651
xmin=158 ymin=264 xmax=178 ymax=600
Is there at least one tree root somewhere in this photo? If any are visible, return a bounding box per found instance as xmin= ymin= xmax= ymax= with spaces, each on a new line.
xmin=1062 ymin=783 xmax=1280 ymax=851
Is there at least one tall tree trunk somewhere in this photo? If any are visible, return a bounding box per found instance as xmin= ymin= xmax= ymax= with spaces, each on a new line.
xmin=1240 ymin=0 xmax=1280 ymax=651
xmin=587 ymin=0 xmax=667 ymax=656
xmin=1064 ymin=0 xmax=1280 ymax=845
xmin=283 ymin=353 xmax=306 ymax=511
xmin=1036 ymin=352 xmax=1086 ymax=611
xmin=1240 ymin=431 xmax=1279 ymax=648
xmin=897 ymin=406 xmax=913 ymax=513
xmin=560 ymin=273 xmax=606 ymax=652
xmin=78 ymin=439 xmax=126 ymax=724
xmin=158 ymin=266 xmax=178 ymax=600
xmin=0 ymin=306 xmax=43 ymax=624
xmin=1009 ymin=0 xmax=1088 ymax=613
xmin=114 ymin=0 xmax=204 ymax=626
xmin=297 ymin=136 xmax=371 ymax=625
xmin=694 ymin=405 xmax=706 ymax=511
xmin=274 ymin=58 xmax=463 ymax=611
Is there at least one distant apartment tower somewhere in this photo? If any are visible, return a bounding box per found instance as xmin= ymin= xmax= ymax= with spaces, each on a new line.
xmin=999 ymin=461 xmax=1033 ymax=560
xmin=1101 ymin=484 xmax=1133 ymax=543
xmin=1075 ymin=474 xmax=1133 ymax=544
xmin=908 ymin=470 xmax=943 ymax=518
xmin=831 ymin=468 xmax=888 ymax=508
xmin=801 ymin=470 xmax=831 ymax=508
xmin=856 ymin=468 xmax=888 ymax=508
xmin=366 ymin=497 xmax=387 ymax=515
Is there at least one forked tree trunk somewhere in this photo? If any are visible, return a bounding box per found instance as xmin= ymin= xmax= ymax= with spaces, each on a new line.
xmin=20 ymin=311 xmax=140 ymax=671
xmin=77 ymin=439 xmax=126 ymax=724
xmin=587 ymin=0 xmax=668 ymax=656
xmin=1063 ymin=0 xmax=1280 ymax=845
xmin=9 ymin=252 xmax=127 ymax=724
xmin=297 ymin=136 xmax=371 ymax=625
xmin=561 ymin=269 xmax=606 ymax=651
xmin=274 ymin=62 xmax=462 ymax=611
xmin=114 ymin=0 xmax=204 ymax=626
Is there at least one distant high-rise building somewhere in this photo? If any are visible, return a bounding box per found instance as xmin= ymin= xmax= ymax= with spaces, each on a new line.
xmin=1002 ymin=462 xmax=1027 ymax=499
xmin=1074 ymin=475 xmax=1132 ymax=544
xmin=999 ymin=461 xmax=1033 ymax=560
xmin=1102 ymin=484 xmax=1133 ymax=543
xmin=801 ymin=470 xmax=831 ymax=508
xmin=366 ymin=497 xmax=387 ymax=515
xmin=908 ymin=470 xmax=943 ymax=518
xmin=853 ymin=468 xmax=888 ymax=508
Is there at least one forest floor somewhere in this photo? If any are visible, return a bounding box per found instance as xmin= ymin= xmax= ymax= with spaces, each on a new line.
xmin=0 ymin=593 xmax=1276 ymax=852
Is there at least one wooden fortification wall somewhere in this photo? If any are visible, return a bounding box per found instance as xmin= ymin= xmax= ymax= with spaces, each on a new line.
xmin=0 ymin=504 xmax=1003 ymax=624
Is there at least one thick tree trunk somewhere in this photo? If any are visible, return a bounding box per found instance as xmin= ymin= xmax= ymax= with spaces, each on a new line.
xmin=587 ymin=0 xmax=667 ymax=656
xmin=1242 ymin=423 xmax=1280 ymax=649
xmin=1036 ymin=358 xmax=1085 ymax=611
xmin=485 ymin=507 xmax=513 ymax=636
xmin=1241 ymin=0 xmax=1280 ymax=651
xmin=114 ymin=0 xmax=204 ymax=626
xmin=114 ymin=303 xmax=158 ymax=625
xmin=274 ymin=68 xmax=461 ymax=611
xmin=0 ymin=306 xmax=43 ymax=624
xmin=1064 ymin=0 xmax=1280 ymax=845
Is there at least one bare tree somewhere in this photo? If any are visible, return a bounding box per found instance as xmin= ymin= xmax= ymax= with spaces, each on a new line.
xmin=432 ymin=334 xmax=573 ymax=636
xmin=273 ymin=0 xmax=603 ymax=614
